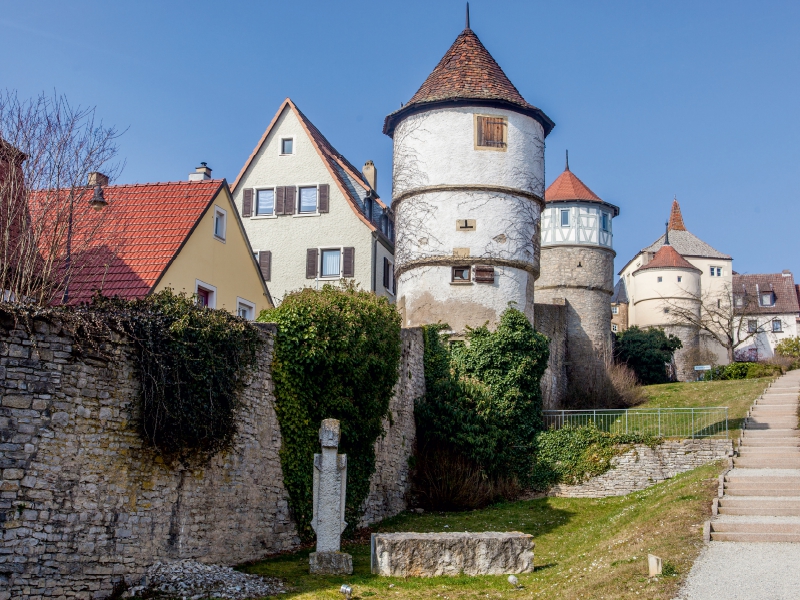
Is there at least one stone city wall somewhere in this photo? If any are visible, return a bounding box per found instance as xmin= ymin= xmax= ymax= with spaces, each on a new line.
xmin=548 ymin=439 xmax=732 ymax=498
xmin=0 ymin=314 xmax=420 ymax=599
xmin=358 ymin=328 xmax=421 ymax=527
xmin=533 ymin=300 xmax=567 ymax=410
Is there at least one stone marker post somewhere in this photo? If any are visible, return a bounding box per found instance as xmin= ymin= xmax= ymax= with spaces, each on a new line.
xmin=309 ymin=419 xmax=353 ymax=574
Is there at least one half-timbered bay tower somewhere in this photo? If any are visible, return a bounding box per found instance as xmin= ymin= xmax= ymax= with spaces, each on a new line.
xmin=383 ymin=14 xmax=554 ymax=333
xmin=535 ymin=154 xmax=619 ymax=388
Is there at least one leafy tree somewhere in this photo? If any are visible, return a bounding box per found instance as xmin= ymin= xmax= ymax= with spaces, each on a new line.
xmin=415 ymin=308 xmax=550 ymax=486
xmin=615 ymin=326 xmax=682 ymax=385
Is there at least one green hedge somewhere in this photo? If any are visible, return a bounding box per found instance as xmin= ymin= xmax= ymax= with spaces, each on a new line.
xmin=703 ymin=362 xmax=782 ymax=381
xmin=615 ymin=326 xmax=682 ymax=385
xmin=258 ymin=285 xmax=401 ymax=539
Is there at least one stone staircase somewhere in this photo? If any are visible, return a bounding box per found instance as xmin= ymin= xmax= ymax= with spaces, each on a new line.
xmin=710 ymin=370 xmax=800 ymax=542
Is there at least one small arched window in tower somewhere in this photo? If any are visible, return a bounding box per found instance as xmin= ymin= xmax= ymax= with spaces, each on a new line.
xmin=475 ymin=115 xmax=507 ymax=150
xmin=677 ymin=276 xmax=682 ymax=282
xmin=657 ymin=276 xmax=663 ymax=283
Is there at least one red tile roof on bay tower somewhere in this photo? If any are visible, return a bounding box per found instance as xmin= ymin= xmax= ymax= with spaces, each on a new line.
xmin=30 ymin=179 xmax=230 ymax=303
xmin=544 ymin=155 xmax=620 ymax=215
xmin=634 ymin=243 xmax=699 ymax=273
xmin=383 ymin=26 xmax=554 ymax=136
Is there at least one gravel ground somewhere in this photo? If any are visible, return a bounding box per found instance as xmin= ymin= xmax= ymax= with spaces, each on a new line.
xmin=675 ymin=542 xmax=800 ymax=599
xmin=123 ymin=559 xmax=285 ymax=599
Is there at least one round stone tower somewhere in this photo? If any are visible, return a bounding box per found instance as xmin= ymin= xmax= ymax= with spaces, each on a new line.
xmin=383 ymin=17 xmax=554 ymax=333
xmin=535 ymin=154 xmax=619 ymax=393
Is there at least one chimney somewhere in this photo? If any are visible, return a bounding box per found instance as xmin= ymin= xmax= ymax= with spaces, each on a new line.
xmin=88 ymin=172 xmax=109 ymax=187
xmin=189 ymin=162 xmax=212 ymax=181
xmin=782 ymin=269 xmax=791 ymax=276
xmin=362 ymin=160 xmax=377 ymax=190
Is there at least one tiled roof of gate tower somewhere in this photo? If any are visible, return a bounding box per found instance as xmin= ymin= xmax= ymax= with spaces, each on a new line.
xmin=544 ymin=156 xmax=620 ymax=215
xmin=383 ymin=26 xmax=554 ymax=136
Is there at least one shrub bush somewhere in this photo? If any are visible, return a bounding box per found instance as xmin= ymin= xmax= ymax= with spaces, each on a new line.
xmin=702 ymin=361 xmax=782 ymax=381
xmin=531 ymin=424 xmax=660 ymax=489
xmin=414 ymin=308 xmax=550 ymax=493
xmin=564 ymin=361 xmax=645 ymax=409
xmin=258 ymin=284 xmax=401 ymax=539
xmin=615 ymin=326 xmax=682 ymax=385
xmin=775 ymin=337 xmax=800 ymax=359
xmin=90 ymin=290 xmax=262 ymax=459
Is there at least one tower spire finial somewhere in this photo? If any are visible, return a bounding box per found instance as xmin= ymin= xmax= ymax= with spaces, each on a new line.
xmin=465 ymin=2 xmax=470 ymax=29
xmin=565 ymin=149 xmax=569 ymax=171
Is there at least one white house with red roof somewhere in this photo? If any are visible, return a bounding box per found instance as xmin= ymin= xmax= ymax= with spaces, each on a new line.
xmin=230 ymin=99 xmax=395 ymax=305
xmin=33 ymin=169 xmax=272 ymax=317
xmin=384 ymin=16 xmax=554 ymax=334
xmin=617 ymin=199 xmax=733 ymax=377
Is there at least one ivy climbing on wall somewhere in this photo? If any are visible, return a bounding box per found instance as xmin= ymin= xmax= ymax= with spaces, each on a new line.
xmin=258 ymin=284 xmax=401 ymax=540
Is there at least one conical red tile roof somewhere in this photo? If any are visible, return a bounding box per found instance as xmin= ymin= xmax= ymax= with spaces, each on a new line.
xmin=635 ymin=243 xmax=699 ymax=273
xmin=545 ymin=167 xmax=602 ymax=202
xmin=668 ymin=199 xmax=687 ymax=231
xmin=384 ymin=27 xmax=553 ymax=136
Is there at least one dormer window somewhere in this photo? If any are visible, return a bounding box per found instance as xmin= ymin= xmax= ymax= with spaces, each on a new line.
xmin=475 ymin=115 xmax=507 ymax=150
xmin=760 ymin=292 xmax=775 ymax=307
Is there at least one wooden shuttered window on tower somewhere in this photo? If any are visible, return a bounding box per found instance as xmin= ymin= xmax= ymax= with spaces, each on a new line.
xmin=477 ymin=116 xmax=507 ymax=148
xmin=275 ymin=187 xmax=285 ymax=215
xmin=284 ymin=186 xmax=296 ymax=214
xmin=259 ymin=250 xmax=272 ymax=282
xmin=474 ymin=265 xmax=495 ymax=283
xmin=342 ymin=247 xmax=355 ymax=278
xmin=242 ymin=189 xmax=253 ymax=217
xmin=383 ymin=257 xmax=390 ymax=288
xmin=318 ymin=184 xmax=330 ymax=213
xmin=306 ymin=248 xmax=319 ymax=279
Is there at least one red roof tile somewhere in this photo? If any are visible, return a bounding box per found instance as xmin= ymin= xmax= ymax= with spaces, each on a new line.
xmin=634 ymin=243 xmax=699 ymax=273
xmin=383 ymin=28 xmax=553 ymax=137
xmin=30 ymin=180 xmax=227 ymax=303
xmin=668 ymin=199 xmax=687 ymax=231
xmin=733 ymin=272 xmax=800 ymax=315
xmin=545 ymin=167 xmax=602 ymax=203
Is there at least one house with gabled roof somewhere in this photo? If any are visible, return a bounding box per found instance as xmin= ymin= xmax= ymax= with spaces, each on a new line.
xmin=732 ymin=270 xmax=800 ymax=360
xmin=231 ymin=98 xmax=395 ymax=305
xmin=33 ymin=167 xmax=272 ymax=317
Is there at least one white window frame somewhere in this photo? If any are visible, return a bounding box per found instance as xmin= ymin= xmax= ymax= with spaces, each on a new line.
xmin=213 ymin=205 xmax=227 ymax=242
xmin=280 ymin=137 xmax=295 ymax=156
xmin=611 ymin=306 xmax=618 ymax=314
xmin=236 ymin=297 xmax=256 ymax=320
xmin=710 ymin=266 xmax=722 ymax=277
xmin=760 ymin=292 xmax=774 ymax=307
xmin=611 ymin=323 xmax=618 ymax=332
xmin=601 ymin=212 xmax=609 ymax=231
xmin=385 ymin=259 xmax=396 ymax=296
xmin=195 ymin=279 xmax=217 ymax=309
xmin=560 ymin=209 xmax=570 ymax=227
xmin=253 ymin=187 xmax=277 ymax=218
xmin=772 ymin=319 xmax=783 ymax=333
xmin=292 ymin=183 xmax=321 ymax=217
xmin=319 ymin=247 xmax=343 ymax=279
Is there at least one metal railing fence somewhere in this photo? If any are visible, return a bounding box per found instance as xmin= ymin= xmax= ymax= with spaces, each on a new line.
xmin=542 ymin=407 xmax=729 ymax=439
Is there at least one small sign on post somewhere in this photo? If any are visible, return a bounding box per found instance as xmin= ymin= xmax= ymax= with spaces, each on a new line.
xmin=694 ymin=365 xmax=712 ymax=380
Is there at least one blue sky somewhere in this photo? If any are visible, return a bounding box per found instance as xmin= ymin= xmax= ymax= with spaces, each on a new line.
xmin=3 ymin=1 xmax=799 ymax=278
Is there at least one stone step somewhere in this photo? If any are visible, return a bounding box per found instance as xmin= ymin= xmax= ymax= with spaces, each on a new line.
xmin=733 ymin=457 xmax=800 ymax=468
xmin=747 ymin=417 xmax=798 ymax=424
xmin=750 ymin=409 xmax=798 ymax=416
xmin=710 ymin=531 xmax=800 ymax=542
xmin=718 ymin=499 xmax=800 ymax=516
xmin=738 ymin=449 xmax=800 ymax=456
xmin=745 ymin=423 xmax=798 ymax=430
xmin=724 ymin=488 xmax=800 ymax=497
xmin=711 ymin=521 xmax=800 ymax=534
xmin=724 ymin=480 xmax=800 ymax=491
xmin=742 ymin=429 xmax=800 ymax=437
xmin=740 ymin=439 xmax=800 ymax=447
xmin=726 ymin=475 xmax=800 ymax=483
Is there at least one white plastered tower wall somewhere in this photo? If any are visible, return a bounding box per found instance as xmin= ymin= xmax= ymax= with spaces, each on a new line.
xmin=535 ymin=161 xmax=619 ymax=392
xmin=383 ymin=20 xmax=554 ymax=334
xmin=231 ymin=100 xmax=395 ymax=305
xmin=391 ymin=105 xmax=545 ymax=333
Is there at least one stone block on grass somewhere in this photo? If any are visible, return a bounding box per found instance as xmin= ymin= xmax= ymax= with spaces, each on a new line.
xmin=370 ymin=532 xmax=534 ymax=577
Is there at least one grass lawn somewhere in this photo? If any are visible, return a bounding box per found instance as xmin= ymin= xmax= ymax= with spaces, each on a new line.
xmin=639 ymin=377 xmax=772 ymax=437
xmin=242 ymin=461 xmax=723 ymax=600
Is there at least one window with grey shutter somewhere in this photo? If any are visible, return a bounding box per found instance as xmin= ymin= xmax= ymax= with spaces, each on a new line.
xmin=259 ymin=250 xmax=272 ymax=282
xmin=242 ymin=189 xmax=253 ymax=217
xmin=284 ymin=186 xmax=297 ymax=215
xmin=306 ymin=248 xmax=319 ymax=279
xmin=383 ymin=257 xmax=390 ymax=288
xmin=318 ymin=184 xmax=330 ymax=213
xmin=275 ymin=187 xmax=285 ymax=215
xmin=343 ymin=247 xmax=355 ymax=278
